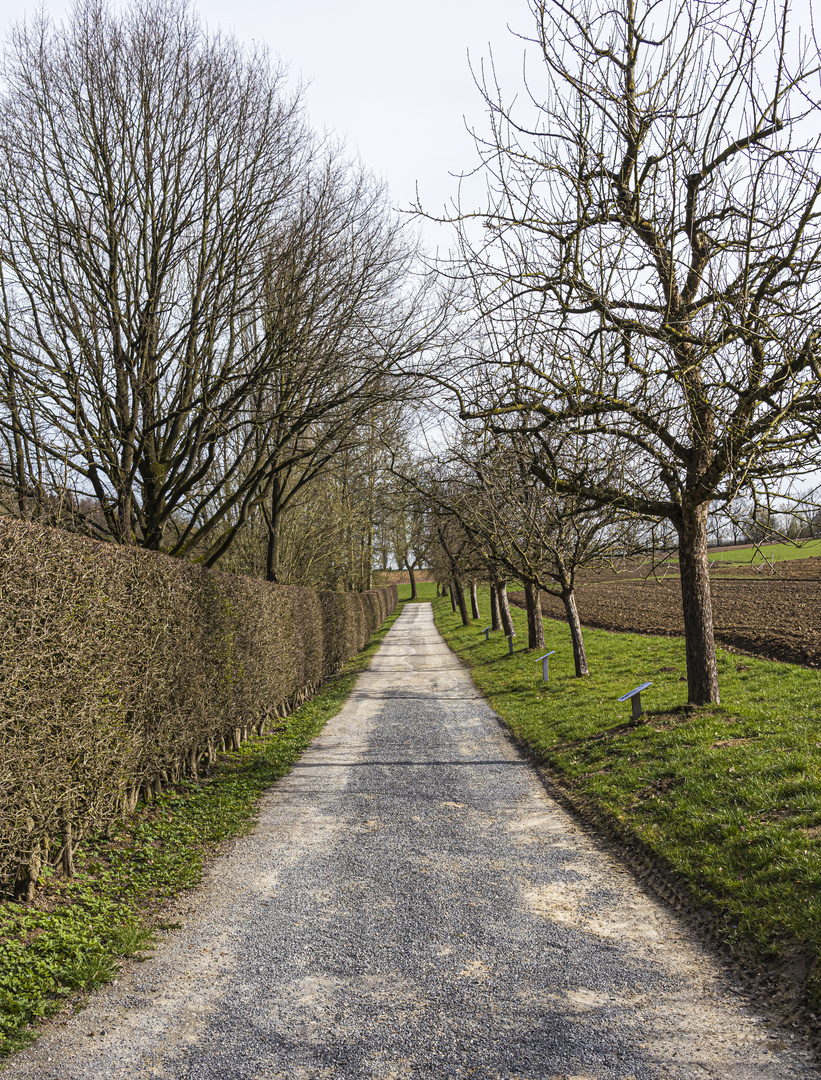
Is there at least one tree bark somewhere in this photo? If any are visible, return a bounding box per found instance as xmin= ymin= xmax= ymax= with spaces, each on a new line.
xmin=469 ymin=580 xmax=480 ymax=620
xmin=265 ymin=475 xmax=284 ymax=583
xmin=449 ymin=583 xmax=457 ymax=612
xmin=59 ymin=821 xmax=74 ymax=877
xmin=364 ymin=523 xmax=374 ymax=591
xmin=524 ymin=581 xmax=545 ymax=649
xmin=453 ymin=575 xmax=470 ymax=626
xmin=497 ymin=579 xmax=514 ymax=637
xmin=406 ymin=561 xmax=418 ymax=599
xmin=560 ymin=587 xmax=589 ymax=677
xmin=13 ymin=840 xmax=41 ymax=903
xmin=677 ymin=503 xmax=720 ymax=704
xmin=489 ymin=583 xmax=501 ymax=631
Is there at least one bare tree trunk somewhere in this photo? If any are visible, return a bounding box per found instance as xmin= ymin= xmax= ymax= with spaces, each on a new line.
xmin=489 ymin=583 xmax=501 ymax=630
xmin=59 ymin=820 xmax=74 ymax=878
xmin=497 ymin=579 xmax=514 ymax=637
xmin=677 ymin=503 xmax=720 ymax=704
xmin=469 ymin=579 xmax=480 ymax=620
xmin=365 ymin=522 xmax=374 ymax=590
xmin=4 ymin=367 xmax=31 ymax=518
xmin=524 ymin=581 xmax=545 ymax=649
xmin=560 ymin=588 xmax=589 ymax=677
xmin=13 ymin=840 xmax=42 ymax=903
xmin=406 ymin=561 xmax=418 ymax=599
xmin=453 ymin=575 xmax=470 ymax=626
xmin=449 ymin=583 xmax=457 ymax=613
xmin=265 ymin=475 xmax=283 ymax=583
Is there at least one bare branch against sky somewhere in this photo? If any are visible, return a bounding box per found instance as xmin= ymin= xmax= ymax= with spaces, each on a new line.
xmin=1 ymin=0 xmax=529 ymax=253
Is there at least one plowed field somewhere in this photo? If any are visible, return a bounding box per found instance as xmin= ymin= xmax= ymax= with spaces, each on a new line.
xmin=513 ymin=557 xmax=821 ymax=669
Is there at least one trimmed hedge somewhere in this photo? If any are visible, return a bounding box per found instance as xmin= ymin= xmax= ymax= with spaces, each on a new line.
xmin=0 ymin=519 xmax=396 ymax=899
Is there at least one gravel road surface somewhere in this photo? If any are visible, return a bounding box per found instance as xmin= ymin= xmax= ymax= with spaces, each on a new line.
xmin=3 ymin=602 xmax=817 ymax=1079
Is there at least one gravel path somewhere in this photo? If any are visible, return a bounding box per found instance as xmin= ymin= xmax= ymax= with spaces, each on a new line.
xmin=3 ymin=602 xmax=818 ymax=1080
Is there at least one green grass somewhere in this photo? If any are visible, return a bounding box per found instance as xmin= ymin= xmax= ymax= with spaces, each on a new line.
xmin=432 ymin=590 xmax=821 ymax=1007
xmin=708 ymin=537 xmax=821 ymax=565
xmin=397 ymin=580 xmax=439 ymax=602
xmin=0 ymin=607 xmax=402 ymax=1059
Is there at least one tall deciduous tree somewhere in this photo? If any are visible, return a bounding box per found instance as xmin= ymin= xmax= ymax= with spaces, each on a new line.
xmin=0 ymin=0 xmax=307 ymax=547
xmin=383 ymin=455 xmax=431 ymax=600
xmin=173 ymin=157 xmax=426 ymax=576
xmin=445 ymin=0 xmax=821 ymax=703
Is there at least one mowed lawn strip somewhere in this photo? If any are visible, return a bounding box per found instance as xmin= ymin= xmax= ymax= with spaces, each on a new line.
xmin=432 ymin=591 xmax=821 ymax=1010
xmin=0 ymin=606 xmax=403 ymax=1059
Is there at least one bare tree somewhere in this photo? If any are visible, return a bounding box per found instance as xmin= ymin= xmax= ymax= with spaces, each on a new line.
xmin=0 ymin=0 xmax=307 ymax=548
xmin=443 ymin=0 xmax=821 ymax=703
xmin=382 ymin=445 xmax=432 ymax=599
xmin=386 ymin=494 xmax=429 ymax=600
xmin=424 ymin=430 xmax=641 ymax=672
xmin=176 ymin=156 xmax=427 ymax=576
xmin=209 ymin=414 xmax=401 ymax=591
xmin=417 ymin=478 xmax=481 ymax=627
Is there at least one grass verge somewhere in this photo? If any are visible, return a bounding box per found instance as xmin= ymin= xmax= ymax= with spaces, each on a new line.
xmin=0 ymin=605 xmax=401 ymax=1059
xmin=432 ymin=591 xmax=821 ymax=1014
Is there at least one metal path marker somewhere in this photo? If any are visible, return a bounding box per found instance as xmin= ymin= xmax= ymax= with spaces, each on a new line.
xmin=507 ymin=632 xmax=516 ymax=655
xmin=617 ymin=681 xmax=653 ymax=722
xmin=480 ymin=626 xmax=492 ymax=641
xmin=535 ymin=651 xmax=556 ymax=682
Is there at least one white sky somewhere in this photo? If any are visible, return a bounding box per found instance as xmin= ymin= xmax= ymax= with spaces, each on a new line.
xmin=2 ymin=0 xmax=530 ymax=254
xmin=198 ymin=0 xmax=525 ymax=222
xmin=4 ymin=0 xmax=814 ymax=254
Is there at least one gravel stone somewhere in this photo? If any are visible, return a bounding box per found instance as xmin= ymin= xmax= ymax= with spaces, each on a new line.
xmin=2 ymin=602 xmax=817 ymax=1079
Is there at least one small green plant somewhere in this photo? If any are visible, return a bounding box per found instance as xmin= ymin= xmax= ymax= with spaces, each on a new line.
xmin=108 ymin=924 xmax=157 ymax=958
xmin=60 ymin=953 xmax=118 ymax=991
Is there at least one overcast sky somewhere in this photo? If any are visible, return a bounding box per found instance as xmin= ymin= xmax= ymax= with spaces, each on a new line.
xmin=199 ymin=0 xmax=526 ymax=217
xmin=2 ymin=0 xmax=531 ymax=254
xmin=5 ymin=0 xmax=815 ymax=251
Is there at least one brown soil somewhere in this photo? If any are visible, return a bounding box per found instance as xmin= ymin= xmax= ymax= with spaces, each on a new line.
xmin=515 ymin=556 xmax=821 ymax=668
